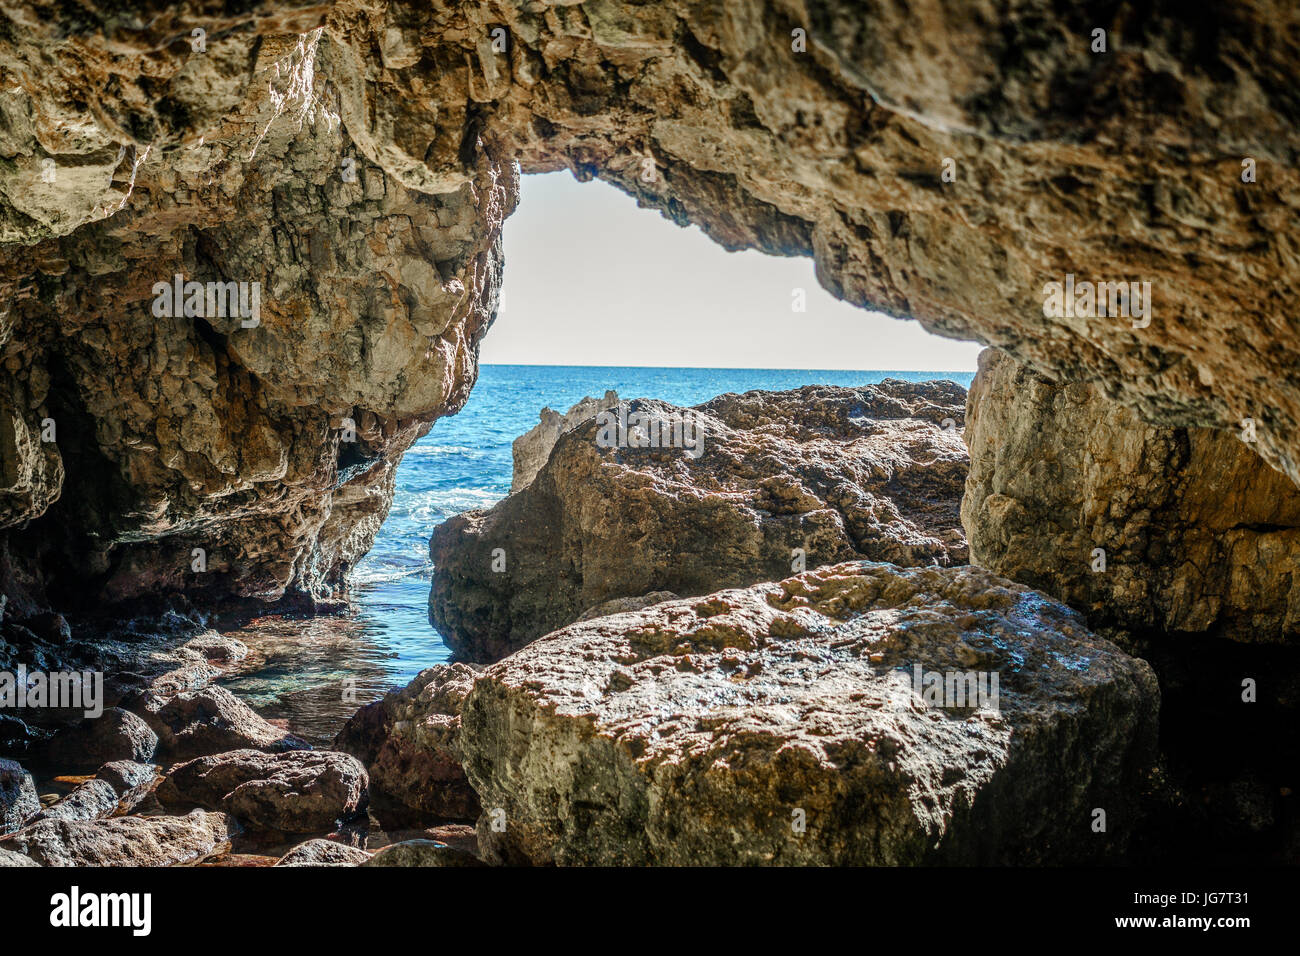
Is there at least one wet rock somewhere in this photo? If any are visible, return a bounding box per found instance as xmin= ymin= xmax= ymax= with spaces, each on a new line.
xmin=0 ymin=757 xmax=38 ymax=834
xmin=46 ymin=707 xmax=158 ymax=770
xmin=431 ymin=382 xmax=969 ymax=661
xmin=142 ymin=686 xmax=310 ymax=761
xmin=274 ymin=838 xmax=372 ymax=867
xmin=460 ymin=561 xmax=1158 ymax=865
xmin=0 ymin=846 xmax=37 ymax=866
xmin=362 ymin=839 xmax=485 ymax=867
xmin=512 ymin=391 xmax=620 ymax=492
xmin=333 ymin=664 xmax=480 ymax=823
xmin=35 ymin=778 xmax=119 ymax=823
xmin=0 ymin=809 xmax=237 ymax=867
xmin=963 ymin=349 xmax=1300 ymax=642
xmin=159 ymin=749 xmax=368 ymax=833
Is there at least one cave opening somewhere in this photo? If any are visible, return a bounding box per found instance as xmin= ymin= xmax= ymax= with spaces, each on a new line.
xmin=216 ymin=169 xmax=982 ymax=744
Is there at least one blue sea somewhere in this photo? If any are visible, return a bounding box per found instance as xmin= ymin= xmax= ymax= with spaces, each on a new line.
xmin=220 ymin=364 xmax=974 ymax=743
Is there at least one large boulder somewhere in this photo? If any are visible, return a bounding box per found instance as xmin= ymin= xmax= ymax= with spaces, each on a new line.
xmin=962 ymin=349 xmax=1300 ymax=642
xmin=141 ymin=686 xmax=310 ymax=761
xmin=0 ymin=758 xmax=38 ymax=834
xmin=158 ymin=749 xmax=368 ymax=833
xmin=34 ymin=779 xmax=120 ymax=824
xmin=431 ymin=382 xmax=969 ymax=661
xmin=333 ymin=663 xmax=481 ymax=823
xmin=459 ymin=561 xmax=1158 ymax=866
xmin=1 ymin=809 xmax=237 ymax=866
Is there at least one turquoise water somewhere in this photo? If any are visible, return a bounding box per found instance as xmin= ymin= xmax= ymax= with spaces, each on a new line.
xmin=221 ymin=364 xmax=973 ymax=743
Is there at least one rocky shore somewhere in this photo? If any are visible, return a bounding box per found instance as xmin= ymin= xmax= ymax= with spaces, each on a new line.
xmin=1 ymin=0 xmax=1298 ymax=867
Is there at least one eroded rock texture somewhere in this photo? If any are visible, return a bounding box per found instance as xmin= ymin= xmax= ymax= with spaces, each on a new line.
xmin=431 ymin=382 xmax=968 ymax=661
xmin=460 ymin=561 xmax=1158 ymax=865
xmin=332 ymin=662 xmax=480 ymax=822
xmin=0 ymin=0 xmax=1295 ymax=618
xmin=511 ymin=390 xmax=619 ymax=492
xmin=964 ymin=349 xmax=1300 ymax=643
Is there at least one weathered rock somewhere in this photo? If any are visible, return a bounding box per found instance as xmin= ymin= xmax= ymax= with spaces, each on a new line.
xmin=0 ymin=0 xmax=1297 ymax=620
xmin=432 ymin=383 xmax=969 ymax=661
xmin=142 ymin=686 xmax=310 ymax=761
xmin=577 ymin=591 xmax=680 ymax=622
xmin=511 ymin=391 xmax=619 ymax=492
xmin=274 ymin=838 xmax=372 ymax=867
xmin=460 ymin=561 xmax=1158 ymax=865
xmin=333 ymin=663 xmax=480 ymax=822
xmin=963 ymin=349 xmax=1300 ymax=642
xmin=46 ymin=707 xmax=158 ymax=770
xmin=0 ymin=757 xmax=38 ymax=834
xmin=158 ymin=749 xmax=368 ymax=832
xmin=0 ymin=846 xmax=37 ymax=866
xmin=94 ymin=760 xmax=159 ymax=813
xmin=35 ymin=778 xmax=119 ymax=824
xmin=0 ymin=809 xmax=237 ymax=867
xmin=362 ymin=839 xmax=485 ymax=867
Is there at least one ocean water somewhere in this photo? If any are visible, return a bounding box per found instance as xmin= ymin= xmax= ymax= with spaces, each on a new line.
xmin=221 ymin=364 xmax=974 ymax=743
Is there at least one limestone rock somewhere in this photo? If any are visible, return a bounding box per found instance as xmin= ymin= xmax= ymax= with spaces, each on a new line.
xmin=577 ymin=591 xmax=680 ymax=622
xmin=511 ymin=391 xmax=619 ymax=492
xmin=142 ymin=686 xmax=310 ymax=761
xmin=0 ymin=757 xmax=38 ymax=834
xmin=94 ymin=760 xmax=160 ymax=813
xmin=274 ymin=838 xmax=372 ymax=867
xmin=158 ymin=749 xmax=368 ymax=833
xmin=362 ymin=839 xmax=485 ymax=867
xmin=333 ymin=663 xmax=480 ymax=822
xmin=0 ymin=846 xmax=37 ymax=866
xmin=0 ymin=809 xmax=237 ymax=867
xmin=459 ymin=561 xmax=1158 ymax=865
xmin=431 ymin=382 xmax=969 ymax=661
xmin=34 ymin=778 xmax=119 ymax=824
xmin=46 ymin=707 xmax=159 ymax=770
xmin=963 ymin=349 xmax=1300 ymax=642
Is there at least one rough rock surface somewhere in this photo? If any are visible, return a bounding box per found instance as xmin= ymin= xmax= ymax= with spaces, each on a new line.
xmin=432 ymin=382 xmax=968 ymax=661
xmin=333 ymin=663 xmax=480 ymax=822
xmin=511 ymin=390 xmax=619 ymax=492
xmin=460 ymin=561 xmax=1158 ymax=865
xmin=142 ymin=685 xmax=310 ymax=761
xmin=274 ymin=838 xmax=372 ymax=867
xmin=0 ymin=0 xmax=1297 ymax=620
xmin=963 ymin=349 xmax=1300 ymax=643
xmin=94 ymin=760 xmax=160 ymax=813
xmin=159 ymin=749 xmax=368 ymax=832
xmin=1 ymin=809 xmax=237 ymax=866
xmin=0 ymin=846 xmax=37 ymax=866
xmin=35 ymin=778 xmax=120 ymax=824
xmin=46 ymin=707 xmax=159 ymax=770
xmin=362 ymin=838 xmax=485 ymax=867
xmin=0 ymin=757 xmax=38 ymax=834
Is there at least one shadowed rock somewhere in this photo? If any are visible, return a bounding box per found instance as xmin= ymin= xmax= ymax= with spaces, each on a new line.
xmin=1 ymin=809 xmax=237 ymax=866
xmin=141 ymin=686 xmax=310 ymax=761
xmin=963 ymin=349 xmax=1300 ymax=643
xmin=0 ymin=758 xmax=38 ymax=834
xmin=46 ymin=707 xmax=158 ymax=771
xmin=460 ymin=561 xmax=1157 ymax=865
xmin=159 ymin=749 xmax=368 ymax=833
xmin=431 ymin=382 xmax=969 ymax=661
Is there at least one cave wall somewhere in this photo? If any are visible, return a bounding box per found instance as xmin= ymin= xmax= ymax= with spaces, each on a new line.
xmin=0 ymin=0 xmax=1296 ymax=610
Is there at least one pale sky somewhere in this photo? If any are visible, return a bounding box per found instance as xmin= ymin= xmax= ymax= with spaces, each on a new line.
xmin=481 ymin=172 xmax=983 ymax=371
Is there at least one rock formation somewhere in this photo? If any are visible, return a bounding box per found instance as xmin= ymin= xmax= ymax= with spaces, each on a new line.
xmin=963 ymin=348 xmax=1300 ymax=643
xmin=511 ymin=390 xmax=619 ymax=492
xmin=0 ymin=808 xmax=238 ymax=867
xmin=0 ymin=0 xmax=1296 ymax=620
xmin=460 ymin=561 xmax=1158 ymax=865
xmin=431 ymin=382 xmax=968 ymax=661
xmin=332 ymin=662 xmax=480 ymax=822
